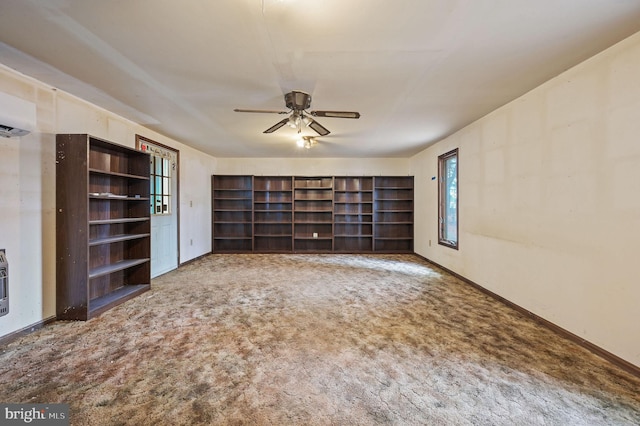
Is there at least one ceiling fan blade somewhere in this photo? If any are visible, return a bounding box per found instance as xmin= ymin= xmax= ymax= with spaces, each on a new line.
xmin=263 ymin=118 xmax=290 ymax=133
xmin=310 ymin=110 xmax=360 ymax=119
xmin=234 ymin=108 xmax=289 ymax=114
xmin=307 ymin=118 xmax=331 ymax=136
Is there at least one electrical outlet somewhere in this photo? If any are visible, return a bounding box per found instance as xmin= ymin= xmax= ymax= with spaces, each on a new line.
xmin=429 ymin=240 xmax=431 ymax=246
xmin=190 ymin=239 xmax=193 ymax=246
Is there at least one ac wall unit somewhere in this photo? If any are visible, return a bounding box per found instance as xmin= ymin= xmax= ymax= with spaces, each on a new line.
xmin=0 ymin=91 xmax=36 ymax=138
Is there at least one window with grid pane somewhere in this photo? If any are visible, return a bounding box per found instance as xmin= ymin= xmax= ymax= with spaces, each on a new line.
xmin=438 ymin=149 xmax=458 ymax=249
xmin=150 ymin=155 xmax=171 ymax=215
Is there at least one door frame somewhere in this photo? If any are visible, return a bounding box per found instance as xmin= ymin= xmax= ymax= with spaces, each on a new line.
xmin=136 ymin=134 xmax=180 ymax=269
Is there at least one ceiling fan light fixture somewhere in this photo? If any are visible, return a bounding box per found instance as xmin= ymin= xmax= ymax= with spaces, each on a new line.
xmin=298 ymin=136 xmax=317 ymax=149
xmin=288 ymin=114 xmax=303 ymax=132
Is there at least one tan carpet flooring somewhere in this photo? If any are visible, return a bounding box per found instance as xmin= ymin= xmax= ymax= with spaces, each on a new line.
xmin=1 ymin=254 xmax=639 ymax=425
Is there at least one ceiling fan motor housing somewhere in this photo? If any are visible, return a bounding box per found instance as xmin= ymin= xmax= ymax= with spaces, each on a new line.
xmin=285 ymin=91 xmax=312 ymax=111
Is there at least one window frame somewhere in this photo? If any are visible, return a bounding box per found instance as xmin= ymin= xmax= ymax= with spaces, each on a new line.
xmin=136 ymin=135 xmax=178 ymax=217
xmin=150 ymin=155 xmax=172 ymax=215
xmin=438 ymin=148 xmax=459 ymax=250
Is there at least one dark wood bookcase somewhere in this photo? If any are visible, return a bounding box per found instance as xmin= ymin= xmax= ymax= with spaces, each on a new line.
xmin=56 ymin=134 xmax=151 ymax=320
xmin=334 ymin=177 xmax=374 ymax=252
xmin=293 ymin=177 xmax=334 ymax=252
xmin=211 ymin=175 xmax=413 ymax=254
xmin=373 ymin=176 xmax=414 ymax=252
xmin=254 ymin=176 xmax=293 ymax=252
xmin=212 ymin=175 xmax=253 ymax=252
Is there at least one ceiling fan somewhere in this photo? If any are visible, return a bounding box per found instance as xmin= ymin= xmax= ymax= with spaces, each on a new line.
xmin=234 ymin=90 xmax=360 ymax=136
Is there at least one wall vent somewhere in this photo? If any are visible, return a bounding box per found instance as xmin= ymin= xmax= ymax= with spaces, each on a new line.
xmin=0 ymin=91 xmax=36 ymax=138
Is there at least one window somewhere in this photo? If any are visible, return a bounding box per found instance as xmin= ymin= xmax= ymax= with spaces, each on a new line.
xmin=150 ymin=155 xmax=172 ymax=215
xmin=137 ymin=136 xmax=177 ymax=216
xmin=438 ymin=148 xmax=458 ymax=249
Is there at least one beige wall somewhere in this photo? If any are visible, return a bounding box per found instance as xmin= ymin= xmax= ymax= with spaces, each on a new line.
xmin=410 ymin=31 xmax=640 ymax=367
xmin=0 ymin=65 xmax=217 ymax=337
xmin=214 ymin=157 xmax=409 ymax=177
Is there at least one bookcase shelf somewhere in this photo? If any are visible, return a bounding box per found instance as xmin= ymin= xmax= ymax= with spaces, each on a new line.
xmin=211 ymin=175 xmax=413 ymax=254
xmin=333 ymin=177 xmax=374 ymax=252
xmin=89 ymin=285 xmax=150 ymax=318
xmin=88 ymin=168 xmax=149 ymax=180
xmin=89 ymin=233 xmax=151 ymax=246
xmin=212 ymin=175 xmax=254 ymax=252
xmin=89 ymin=258 xmax=151 ymax=279
xmin=293 ymin=177 xmax=333 ymax=252
xmin=373 ymin=176 xmax=414 ymax=253
xmin=56 ymin=134 xmax=151 ymax=320
xmin=252 ymin=177 xmax=293 ymax=252
xmin=89 ymin=217 xmax=150 ymax=225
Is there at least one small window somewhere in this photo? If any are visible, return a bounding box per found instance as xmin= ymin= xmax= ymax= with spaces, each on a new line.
xmin=137 ymin=135 xmax=178 ymax=216
xmin=438 ymin=149 xmax=458 ymax=249
xmin=150 ymin=155 xmax=173 ymax=215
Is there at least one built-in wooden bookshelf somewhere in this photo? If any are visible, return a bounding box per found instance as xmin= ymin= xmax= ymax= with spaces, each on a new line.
xmin=254 ymin=176 xmax=293 ymax=252
xmin=293 ymin=177 xmax=334 ymax=252
xmin=211 ymin=175 xmax=413 ymax=254
xmin=334 ymin=177 xmax=374 ymax=252
xmin=373 ymin=176 xmax=414 ymax=252
xmin=212 ymin=175 xmax=253 ymax=252
xmin=56 ymin=134 xmax=151 ymax=320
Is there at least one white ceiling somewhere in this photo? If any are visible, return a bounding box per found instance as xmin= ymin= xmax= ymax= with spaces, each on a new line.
xmin=2 ymin=0 xmax=640 ymax=158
